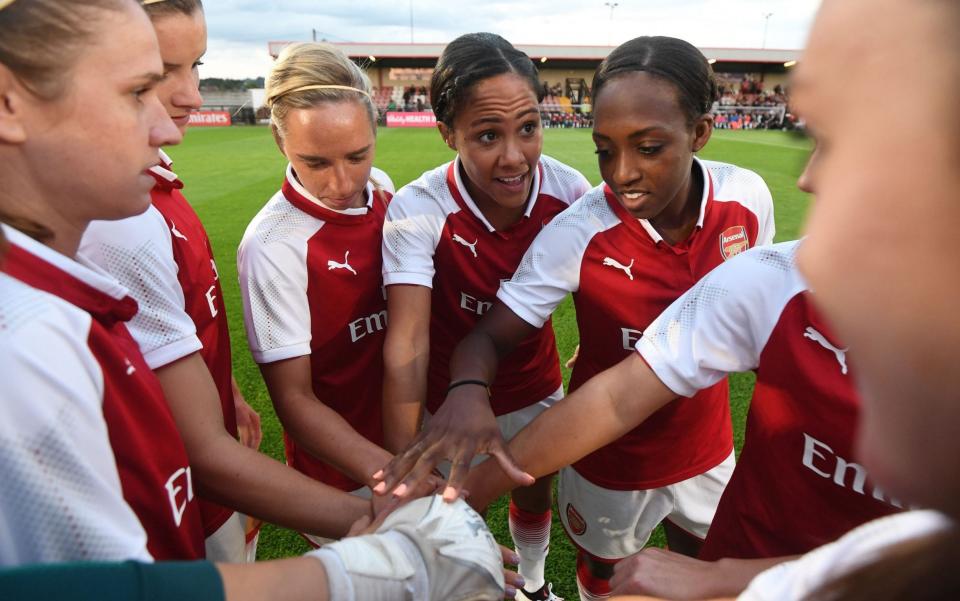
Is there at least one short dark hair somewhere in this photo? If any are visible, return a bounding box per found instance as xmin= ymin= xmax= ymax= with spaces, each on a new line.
xmin=430 ymin=32 xmax=543 ymax=126
xmin=592 ymin=36 xmax=718 ymax=125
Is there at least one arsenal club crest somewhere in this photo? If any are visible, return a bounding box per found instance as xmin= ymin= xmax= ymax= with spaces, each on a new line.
xmin=719 ymin=225 xmax=749 ymax=260
xmin=566 ymin=503 xmax=587 ymax=536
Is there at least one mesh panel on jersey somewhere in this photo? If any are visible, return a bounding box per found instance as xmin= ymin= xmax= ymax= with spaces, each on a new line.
xmin=540 ymin=156 xmax=583 ymax=195
xmin=512 ymin=249 xmax=540 ymax=284
xmin=0 ymin=402 xmax=139 ymax=561
xmin=755 ymin=245 xmax=796 ymax=272
xmin=707 ymin=162 xmax=760 ymax=192
xmin=97 ymin=241 xmax=186 ymax=352
xmin=255 ymin=202 xmax=314 ymax=246
xmin=248 ymin=273 xmax=296 ymax=351
xmin=0 ymin=283 xmax=48 ymax=335
xmin=645 ymin=284 xmax=729 ymax=348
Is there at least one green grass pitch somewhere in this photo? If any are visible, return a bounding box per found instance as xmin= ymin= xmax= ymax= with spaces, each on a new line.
xmin=173 ymin=126 xmax=812 ymax=598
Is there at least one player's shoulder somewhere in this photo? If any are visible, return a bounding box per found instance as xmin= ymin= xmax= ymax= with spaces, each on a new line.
xmin=370 ymin=166 xmax=396 ymax=196
xmin=240 ymin=188 xmax=319 ymax=254
xmin=389 ymin=161 xmax=459 ymax=218
xmin=80 ymin=205 xmax=170 ymax=256
xmin=702 ymin=240 xmax=805 ymax=297
xmin=702 ymin=158 xmax=770 ymax=198
xmin=0 ymin=273 xmax=93 ymax=342
xmin=0 ymin=273 xmax=100 ymax=403
xmin=546 ymin=184 xmax=618 ymax=235
xmin=538 ymin=154 xmax=591 ymax=201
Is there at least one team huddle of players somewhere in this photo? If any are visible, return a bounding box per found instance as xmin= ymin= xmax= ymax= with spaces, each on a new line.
xmin=2 ymin=0 xmax=959 ymax=600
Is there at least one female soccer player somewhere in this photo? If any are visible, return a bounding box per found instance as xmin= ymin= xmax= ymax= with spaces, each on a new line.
xmin=237 ymin=42 xmax=400 ymax=546
xmin=0 ymin=0 xmax=205 ymax=563
xmin=381 ymin=36 xmax=775 ymax=599
xmin=0 ymin=3 xmax=510 ymax=598
xmin=379 ymin=32 xmax=591 ymax=601
xmin=78 ymin=1 xmax=377 ymax=561
xmin=614 ymin=0 xmax=960 ymax=598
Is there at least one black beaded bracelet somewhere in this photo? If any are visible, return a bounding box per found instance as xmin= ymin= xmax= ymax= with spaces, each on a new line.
xmin=446 ymin=379 xmax=491 ymax=396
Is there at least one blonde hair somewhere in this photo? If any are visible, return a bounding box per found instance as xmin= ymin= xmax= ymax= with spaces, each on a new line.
xmin=140 ymin=0 xmax=202 ymax=18
xmin=0 ymin=0 xmax=130 ymax=99
xmin=265 ymin=42 xmax=377 ymax=138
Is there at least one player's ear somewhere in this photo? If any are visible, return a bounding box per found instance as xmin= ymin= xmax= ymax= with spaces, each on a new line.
xmin=0 ymin=64 xmax=28 ymax=144
xmin=437 ymin=121 xmax=457 ymax=152
xmin=691 ymin=114 xmax=713 ymax=152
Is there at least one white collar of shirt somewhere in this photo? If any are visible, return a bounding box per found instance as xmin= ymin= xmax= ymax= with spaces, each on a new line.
xmin=285 ymin=164 xmax=373 ymax=216
xmin=150 ymin=149 xmax=178 ymax=182
xmin=452 ymin=156 xmax=542 ymax=233
xmin=2 ymin=223 xmax=131 ymax=301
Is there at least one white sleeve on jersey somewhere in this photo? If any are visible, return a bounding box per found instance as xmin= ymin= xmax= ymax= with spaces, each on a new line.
xmin=79 ymin=208 xmax=201 ymax=370
xmin=637 ymin=241 xmax=805 ymax=397
xmin=706 ymin=160 xmax=777 ymax=246
xmin=740 ymin=510 xmax=950 ymax=601
xmin=381 ymin=172 xmax=448 ymax=288
xmin=539 ymin=154 xmax=593 ymax=202
xmin=237 ymin=205 xmax=313 ymax=364
xmin=497 ymin=188 xmax=606 ymax=328
xmin=0 ymin=276 xmax=151 ymax=565
xmin=370 ymin=166 xmax=397 ymax=196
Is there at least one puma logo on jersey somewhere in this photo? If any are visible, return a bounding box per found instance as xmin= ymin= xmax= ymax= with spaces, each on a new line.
xmin=124 ymin=358 xmax=136 ymax=376
xmin=602 ymin=257 xmax=635 ymax=281
xmin=452 ymin=233 xmax=478 ymax=258
xmin=328 ymin=251 xmax=357 ymax=275
xmin=803 ymin=326 xmax=848 ymax=374
xmin=170 ymin=221 xmax=188 ymax=241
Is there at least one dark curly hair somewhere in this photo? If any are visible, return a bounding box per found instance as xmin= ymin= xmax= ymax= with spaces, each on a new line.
xmin=430 ymin=32 xmax=542 ymax=126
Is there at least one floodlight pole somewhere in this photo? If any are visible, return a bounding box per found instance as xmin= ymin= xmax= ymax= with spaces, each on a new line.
xmin=409 ymin=0 xmax=415 ymax=43
xmin=604 ymin=2 xmax=618 ymax=45
xmin=762 ymin=12 xmax=773 ymax=49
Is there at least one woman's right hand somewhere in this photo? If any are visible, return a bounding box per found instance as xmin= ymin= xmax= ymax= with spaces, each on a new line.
xmin=373 ymin=384 xmax=534 ymax=502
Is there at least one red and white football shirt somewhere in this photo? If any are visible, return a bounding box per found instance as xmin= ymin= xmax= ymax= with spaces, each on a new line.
xmin=80 ymin=151 xmax=238 ymax=537
xmin=2 ymin=225 xmax=205 ymax=561
xmin=500 ymin=158 xmax=775 ymax=489
xmin=0 ymin=273 xmax=149 ymax=565
xmin=382 ymin=155 xmax=591 ymax=415
xmin=238 ymin=166 xmax=395 ymax=492
xmin=637 ymin=240 xmax=900 ymax=560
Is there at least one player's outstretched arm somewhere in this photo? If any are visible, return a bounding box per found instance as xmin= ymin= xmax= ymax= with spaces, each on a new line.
xmin=259 ymin=354 xmax=394 ymax=492
xmin=375 ymin=302 xmax=539 ymax=501
xmin=465 ymin=352 xmax=679 ymax=510
xmin=609 ymin=548 xmax=795 ymax=600
xmin=382 ymin=284 xmax=433 ymax=453
xmin=156 ymin=352 xmax=372 ymax=538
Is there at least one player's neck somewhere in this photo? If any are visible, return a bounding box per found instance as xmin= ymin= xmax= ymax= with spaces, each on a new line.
xmin=650 ymin=163 xmax=702 ymax=245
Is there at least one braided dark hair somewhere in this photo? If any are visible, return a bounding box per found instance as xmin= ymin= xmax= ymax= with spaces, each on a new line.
xmin=593 ymin=36 xmax=718 ymax=126
xmin=430 ymin=32 xmax=543 ymax=126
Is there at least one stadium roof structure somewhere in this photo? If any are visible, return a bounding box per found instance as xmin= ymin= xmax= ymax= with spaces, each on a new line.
xmin=268 ymin=41 xmax=802 ymax=73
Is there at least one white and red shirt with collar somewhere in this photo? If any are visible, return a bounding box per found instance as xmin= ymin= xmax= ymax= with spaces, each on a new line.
xmin=499 ymin=157 xmax=775 ymax=489
xmin=79 ymin=150 xmax=238 ymax=537
xmin=637 ymin=241 xmax=900 ymax=560
xmin=382 ymin=155 xmax=591 ymax=415
xmin=238 ymin=166 xmax=395 ymax=492
xmin=1 ymin=225 xmax=205 ymax=561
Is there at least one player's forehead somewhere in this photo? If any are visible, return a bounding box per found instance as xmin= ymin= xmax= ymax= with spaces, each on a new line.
xmin=458 ymin=73 xmax=538 ymax=127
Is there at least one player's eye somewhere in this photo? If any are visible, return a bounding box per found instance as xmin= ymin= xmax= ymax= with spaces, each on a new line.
xmin=520 ymin=121 xmax=539 ymax=135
